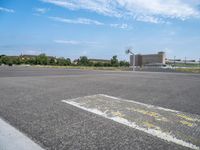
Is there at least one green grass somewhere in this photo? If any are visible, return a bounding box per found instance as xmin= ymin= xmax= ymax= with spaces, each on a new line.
xmin=32 ymin=65 xmax=131 ymax=71
xmin=175 ymin=67 xmax=200 ymax=73
xmin=167 ymin=62 xmax=199 ymax=67
xmin=28 ymin=65 xmax=200 ymax=73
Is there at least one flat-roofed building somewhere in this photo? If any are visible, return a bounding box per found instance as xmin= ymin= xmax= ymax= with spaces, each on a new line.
xmin=130 ymin=52 xmax=166 ymax=67
xmin=88 ymin=59 xmax=110 ymax=63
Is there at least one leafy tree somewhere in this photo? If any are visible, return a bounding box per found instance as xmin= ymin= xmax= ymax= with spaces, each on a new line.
xmin=111 ymin=55 xmax=119 ymax=67
xmin=94 ymin=62 xmax=104 ymax=67
xmin=119 ymin=60 xmax=129 ymax=67
xmin=0 ymin=56 xmax=3 ymax=65
xmin=1 ymin=56 xmax=13 ymax=66
xmin=12 ymin=57 xmax=21 ymax=65
xmin=28 ymin=57 xmax=36 ymax=65
xmin=0 ymin=54 xmax=129 ymax=68
xmin=66 ymin=58 xmax=71 ymax=65
xmin=78 ymin=56 xmax=90 ymax=66
xmin=49 ymin=58 xmax=56 ymax=65
xmin=8 ymin=61 xmax=13 ymax=66
xmin=57 ymin=57 xmax=67 ymax=66
xmin=55 ymin=57 xmax=71 ymax=66
xmin=1 ymin=56 xmax=9 ymax=65
xmin=104 ymin=62 xmax=112 ymax=67
xmin=36 ymin=54 xmax=48 ymax=65
xmin=0 ymin=59 xmax=2 ymax=65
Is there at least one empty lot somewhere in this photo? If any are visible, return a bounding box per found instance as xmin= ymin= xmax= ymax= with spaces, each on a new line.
xmin=0 ymin=66 xmax=200 ymax=150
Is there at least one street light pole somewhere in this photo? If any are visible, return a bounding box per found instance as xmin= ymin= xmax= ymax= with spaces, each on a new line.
xmin=199 ymin=58 xmax=200 ymax=73
xmin=126 ymin=49 xmax=135 ymax=71
xmin=174 ymin=56 xmax=176 ymax=69
xmin=131 ymin=54 xmax=135 ymax=71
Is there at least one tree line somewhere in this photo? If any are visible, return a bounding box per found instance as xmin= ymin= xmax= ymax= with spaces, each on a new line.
xmin=0 ymin=54 xmax=129 ymax=67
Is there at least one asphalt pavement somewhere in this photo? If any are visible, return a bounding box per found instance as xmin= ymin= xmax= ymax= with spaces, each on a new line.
xmin=0 ymin=66 xmax=200 ymax=150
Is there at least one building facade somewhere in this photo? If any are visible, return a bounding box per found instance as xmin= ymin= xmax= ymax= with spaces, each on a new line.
xmin=130 ymin=52 xmax=166 ymax=67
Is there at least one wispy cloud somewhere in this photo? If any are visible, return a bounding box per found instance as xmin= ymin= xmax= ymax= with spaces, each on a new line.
xmin=54 ymin=40 xmax=98 ymax=45
xmin=34 ymin=8 xmax=49 ymax=14
xmin=0 ymin=7 xmax=15 ymax=13
xmin=49 ymin=16 xmax=104 ymax=25
xmin=110 ymin=23 xmax=130 ymax=29
xmin=136 ymin=15 xmax=168 ymax=24
xmin=22 ymin=50 xmax=42 ymax=55
xmin=54 ymin=40 xmax=80 ymax=45
xmin=41 ymin=0 xmax=200 ymax=23
xmin=49 ymin=16 xmax=132 ymax=29
xmin=41 ymin=0 xmax=121 ymax=17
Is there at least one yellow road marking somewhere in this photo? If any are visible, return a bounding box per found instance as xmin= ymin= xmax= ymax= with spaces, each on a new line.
xmin=111 ymin=111 xmax=125 ymax=118
xmin=180 ymin=120 xmax=194 ymax=127
xmin=127 ymin=108 xmax=168 ymax=122
xmin=143 ymin=121 xmax=160 ymax=130
xmin=62 ymin=94 xmax=200 ymax=150
xmin=177 ymin=114 xmax=200 ymax=122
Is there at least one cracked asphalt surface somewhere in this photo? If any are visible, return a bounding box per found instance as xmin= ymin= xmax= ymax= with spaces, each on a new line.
xmin=0 ymin=66 xmax=200 ymax=150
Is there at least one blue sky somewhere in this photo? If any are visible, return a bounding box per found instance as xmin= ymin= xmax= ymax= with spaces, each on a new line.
xmin=0 ymin=0 xmax=200 ymax=60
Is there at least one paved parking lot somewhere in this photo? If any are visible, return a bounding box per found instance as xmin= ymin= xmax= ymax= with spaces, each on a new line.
xmin=0 ymin=66 xmax=200 ymax=150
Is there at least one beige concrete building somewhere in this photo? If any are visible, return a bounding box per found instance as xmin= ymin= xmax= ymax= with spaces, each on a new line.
xmin=130 ymin=52 xmax=166 ymax=67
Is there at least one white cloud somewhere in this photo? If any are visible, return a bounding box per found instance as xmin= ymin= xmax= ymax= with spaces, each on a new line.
xmin=117 ymin=0 xmax=199 ymax=19
xmin=136 ymin=15 xmax=168 ymax=24
xmin=41 ymin=0 xmax=200 ymax=23
xmin=54 ymin=40 xmax=80 ymax=45
xmin=22 ymin=50 xmax=42 ymax=55
xmin=49 ymin=16 xmax=104 ymax=25
xmin=34 ymin=8 xmax=49 ymax=14
xmin=41 ymin=0 xmax=121 ymax=17
xmin=0 ymin=7 xmax=15 ymax=13
xmin=54 ymin=40 xmax=98 ymax=45
xmin=49 ymin=16 xmax=132 ymax=29
xmin=110 ymin=23 xmax=130 ymax=29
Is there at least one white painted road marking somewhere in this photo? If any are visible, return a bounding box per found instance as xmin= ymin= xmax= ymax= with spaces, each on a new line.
xmin=0 ymin=118 xmax=44 ymax=150
xmin=62 ymin=94 xmax=200 ymax=150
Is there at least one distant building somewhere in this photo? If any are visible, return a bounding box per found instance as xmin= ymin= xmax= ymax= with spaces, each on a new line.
xmin=73 ymin=59 xmax=79 ymax=64
xmin=130 ymin=52 xmax=166 ymax=67
xmin=88 ymin=59 xmax=110 ymax=63
xmin=20 ymin=54 xmax=55 ymax=60
xmin=73 ymin=58 xmax=110 ymax=65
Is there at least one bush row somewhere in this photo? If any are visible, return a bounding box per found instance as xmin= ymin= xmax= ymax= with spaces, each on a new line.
xmin=0 ymin=54 xmax=129 ymax=67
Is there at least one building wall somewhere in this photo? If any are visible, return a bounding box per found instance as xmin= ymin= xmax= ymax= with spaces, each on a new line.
xmin=133 ymin=52 xmax=166 ymax=66
xmin=135 ymin=55 xmax=142 ymax=66
xmin=130 ymin=55 xmax=134 ymax=66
